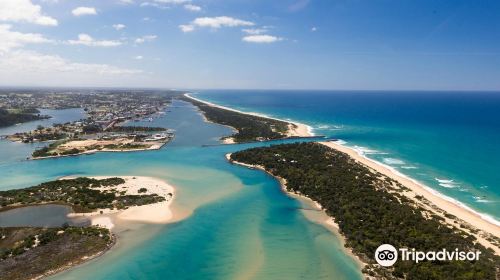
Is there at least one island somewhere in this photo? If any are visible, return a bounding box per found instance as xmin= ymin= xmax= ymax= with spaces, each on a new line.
xmin=229 ymin=142 xmax=500 ymax=279
xmin=181 ymin=94 xmax=313 ymax=143
xmin=0 ymin=176 xmax=175 ymax=279
xmin=31 ymin=132 xmax=173 ymax=159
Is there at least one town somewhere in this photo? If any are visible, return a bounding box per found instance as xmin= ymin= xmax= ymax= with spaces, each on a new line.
xmin=0 ymin=89 xmax=182 ymax=158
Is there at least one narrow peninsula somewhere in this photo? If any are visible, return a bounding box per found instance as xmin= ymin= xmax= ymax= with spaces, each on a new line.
xmin=181 ymin=94 xmax=312 ymax=143
xmin=229 ymin=142 xmax=500 ymax=279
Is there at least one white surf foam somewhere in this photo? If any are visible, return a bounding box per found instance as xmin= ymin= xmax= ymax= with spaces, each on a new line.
xmin=334 ymin=140 xmax=500 ymax=227
xmin=382 ymin=158 xmax=406 ymax=165
xmin=473 ymin=196 xmax=492 ymax=203
xmin=352 ymin=145 xmax=388 ymax=156
xmin=435 ymin=178 xmax=461 ymax=188
xmin=400 ymin=165 xmax=418 ymax=169
xmin=315 ymin=124 xmax=344 ymax=131
xmin=334 ymin=139 xmax=348 ymax=145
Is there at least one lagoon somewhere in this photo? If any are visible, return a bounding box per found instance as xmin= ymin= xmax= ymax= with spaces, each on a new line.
xmin=0 ymin=99 xmax=362 ymax=280
xmin=0 ymin=204 xmax=89 ymax=227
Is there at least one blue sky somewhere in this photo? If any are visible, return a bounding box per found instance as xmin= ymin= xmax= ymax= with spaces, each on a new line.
xmin=0 ymin=0 xmax=499 ymax=90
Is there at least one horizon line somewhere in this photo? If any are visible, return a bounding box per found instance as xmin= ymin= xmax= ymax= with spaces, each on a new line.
xmin=0 ymin=85 xmax=500 ymax=93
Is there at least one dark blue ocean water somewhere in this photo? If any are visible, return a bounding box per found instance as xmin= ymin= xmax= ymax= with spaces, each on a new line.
xmin=195 ymin=90 xmax=500 ymax=223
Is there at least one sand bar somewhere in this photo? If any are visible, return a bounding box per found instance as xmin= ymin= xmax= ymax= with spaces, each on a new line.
xmin=66 ymin=176 xmax=175 ymax=229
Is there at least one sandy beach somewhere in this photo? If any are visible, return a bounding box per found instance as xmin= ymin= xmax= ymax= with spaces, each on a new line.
xmin=320 ymin=141 xmax=500 ymax=254
xmin=185 ymin=93 xmax=314 ymax=139
xmin=65 ymin=176 xmax=175 ymax=230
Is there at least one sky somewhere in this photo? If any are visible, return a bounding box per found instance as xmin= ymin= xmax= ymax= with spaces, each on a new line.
xmin=0 ymin=0 xmax=499 ymax=90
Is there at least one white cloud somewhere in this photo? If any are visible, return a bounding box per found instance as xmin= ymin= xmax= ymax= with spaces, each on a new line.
xmin=311 ymin=26 xmax=317 ymax=32
xmin=180 ymin=16 xmax=254 ymax=32
xmin=140 ymin=2 xmax=169 ymax=9
xmin=242 ymin=28 xmax=267 ymax=35
xmin=0 ymin=50 xmax=143 ymax=87
xmin=184 ymin=4 xmax=201 ymax=12
xmin=179 ymin=24 xmax=194 ymax=32
xmin=242 ymin=35 xmax=283 ymax=43
xmin=0 ymin=0 xmax=57 ymax=26
xmin=134 ymin=55 xmax=143 ymax=60
xmin=154 ymin=0 xmax=191 ymax=3
xmin=135 ymin=35 xmax=157 ymax=44
xmin=67 ymin=34 xmax=122 ymax=47
xmin=118 ymin=0 xmax=134 ymax=4
xmin=0 ymin=24 xmax=53 ymax=53
xmin=72 ymin=7 xmax=97 ymax=16
xmin=0 ymin=50 xmax=141 ymax=74
xmin=193 ymin=16 xmax=254 ymax=29
xmin=112 ymin=24 xmax=126 ymax=30
xmin=141 ymin=0 xmax=192 ymax=9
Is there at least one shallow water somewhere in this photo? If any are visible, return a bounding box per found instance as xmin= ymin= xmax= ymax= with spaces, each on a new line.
xmin=0 ymin=100 xmax=362 ymax=280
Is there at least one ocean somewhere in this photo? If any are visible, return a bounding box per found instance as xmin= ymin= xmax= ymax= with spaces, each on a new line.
xmin=0 ymin=90 xmax=498 ymax=279
xmin=194 ymin=90 xmax=500 ymax=224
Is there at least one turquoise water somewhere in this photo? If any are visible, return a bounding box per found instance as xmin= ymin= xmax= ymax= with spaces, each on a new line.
xmin=194 ymin=90 xmax=500 ymax=224
xmin=0 ymin=100 xmax=362 ymax=279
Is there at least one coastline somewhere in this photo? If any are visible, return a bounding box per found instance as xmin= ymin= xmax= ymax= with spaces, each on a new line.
xmin=184 ymin=93 xmax=314 ymax=139
xmin=188 ymin=91 xmax=499 ymax=253
xmin=320 ymin=141 xmax=500 ymax=254
xmin=225 ymin=153 xmax=368 ymax=273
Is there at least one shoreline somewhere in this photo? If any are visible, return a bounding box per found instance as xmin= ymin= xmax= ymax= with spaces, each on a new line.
xmin=184 ymin=93 xmax=314 ymax=139
xmin=188 ymin=92 xmax=499 ymax=250
xmin=321 ymin=141 xmax=500 ymax=254
xmin=225 ymin=153 xmax=368 ymax=273
xmin=64 ymin=176 xmax=176 ymax=229
xmin=35 ymin=234 xmax=116 ymax=280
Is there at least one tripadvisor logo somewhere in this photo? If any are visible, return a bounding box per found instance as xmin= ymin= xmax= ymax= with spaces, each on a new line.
xmin=375 ymin=244 xmax=398 ymax=266
xmin=375 ymin=244 xmax=481 ymax=267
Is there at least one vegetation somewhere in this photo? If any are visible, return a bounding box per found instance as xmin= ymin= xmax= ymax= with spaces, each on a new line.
xmin=32 ymin=141 xmax=154 ymax=159
xmin=0 ymin=177 xmax=165 ymax=212
xmin=181 ymin=96 xmax=293 ymax=143
xmin=31 ymin=141 xmax=66 ymax=158
xmin=0 ymin=226 xmax=113 ymax=280
xmin=0 ymin=108 xmax=49 ymax=128
xmin=231 ymin=143 xmax=499 ymax=279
